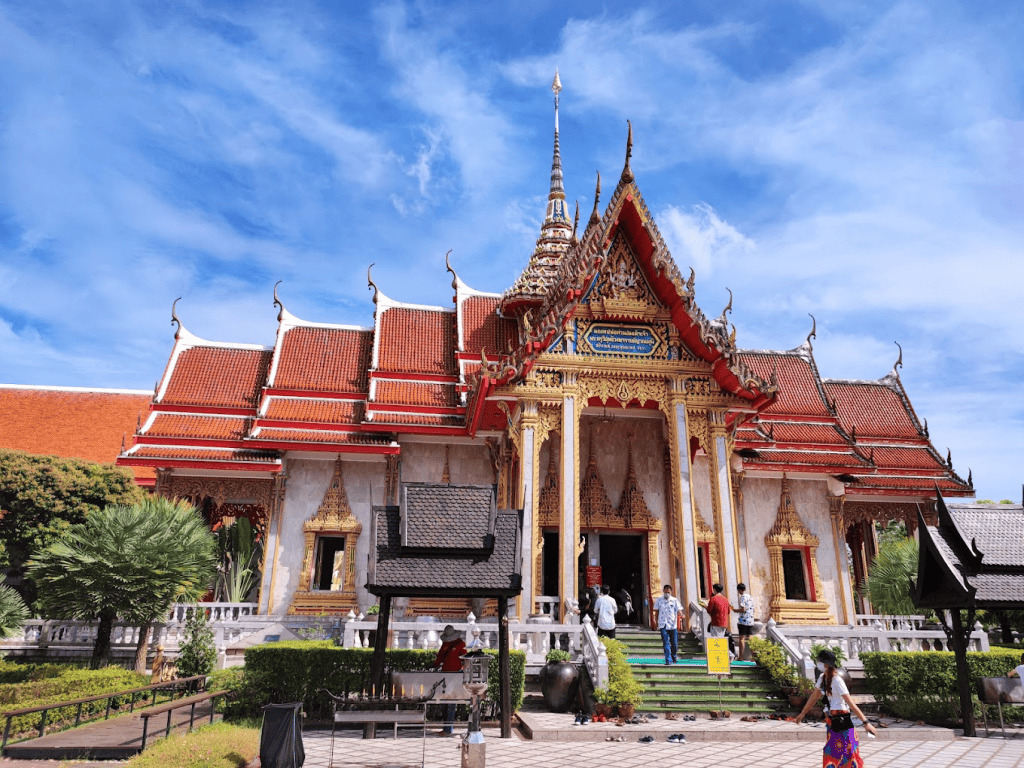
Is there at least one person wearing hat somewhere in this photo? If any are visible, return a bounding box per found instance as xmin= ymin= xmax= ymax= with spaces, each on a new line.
xmin=433 ymin=626 xmax=466 ymax=736
xmin=794 ymin=648 xmax=876 ymax=765
xmin=731 ymin=583 xmax=755 ymax=661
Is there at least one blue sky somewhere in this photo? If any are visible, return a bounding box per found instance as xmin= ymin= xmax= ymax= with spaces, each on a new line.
xmin=1 ymin=1 xmax=1021 ymax=501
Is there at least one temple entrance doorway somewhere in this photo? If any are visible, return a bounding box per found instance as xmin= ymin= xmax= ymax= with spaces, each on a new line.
xmin=542 ymin=530 xmax=560 ymax=604
xmin=597 ymin=533 xmax=645 ymax=625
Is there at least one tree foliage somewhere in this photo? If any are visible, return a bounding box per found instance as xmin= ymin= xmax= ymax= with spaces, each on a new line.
xmin=176 ymin=608 xmax=217 ymax=679
xmin=866 ymin=535 xmax=920 ymax=616
xmin=0 ymin=585 xmax=30 ymax=639
xmin=0 ymin=449 xmax=143 ymax=599
xmin=27 ymin=496 xmax=216 ymax=666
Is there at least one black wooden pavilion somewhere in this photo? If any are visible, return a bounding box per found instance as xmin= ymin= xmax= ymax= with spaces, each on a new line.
xmin=365 ymin=483 xmax=523 ymax=738
xmin=911 ymin=491 xmax=1024 ymax=737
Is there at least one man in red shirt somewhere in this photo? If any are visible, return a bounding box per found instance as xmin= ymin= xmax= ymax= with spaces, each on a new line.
xmin=706 ymin=583 xmax=730 ymax=639
xmin=433 ymin=625 xmax=466 ymax=735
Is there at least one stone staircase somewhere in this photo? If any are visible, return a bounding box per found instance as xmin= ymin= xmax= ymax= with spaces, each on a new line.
xmin=615 ymin=627 xmax=786 ymax=714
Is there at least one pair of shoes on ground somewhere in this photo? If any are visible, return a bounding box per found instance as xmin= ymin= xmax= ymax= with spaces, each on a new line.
xmin=667 ymin=733 xmax=687 ymax=743
xmin=679 ymin=714 xmax=696 ymax=721
xmin=638 ymin=735 xmax=655 ymax=743
xmin=573 ymin=713 xmax=590 ymax=725
xmin=605 ymin=735 xmax=626 ymax=742
xmin=665 ymin=712 xmax=679 ymax=720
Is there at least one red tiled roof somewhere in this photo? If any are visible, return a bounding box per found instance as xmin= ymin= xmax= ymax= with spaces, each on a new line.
xmin=378 ymin=308 xmax=457 ymax=375
xmin=867 ymin=446 xmax=948 ymax=471
xmin=128 ymin=446 xmax=279 ymax=463
xmin=162 ymin=347 xmax=271 ymax=409
xmin=252 ymin=428 xmax=391 ymax=445
xmin=463 ymin=297 xmax=516 ymax=354
xmin=375 ymin=381 xmax=457 ymax=408
xmin=850 ymin=475 xmax=967 ymax=492
xmin=738 ymin=352 xmax=831 ymax=417
xmin=742 ymin=449 xmax=868 ymax=468
xmin=0 ymin=388 xmax=155 ymax=482
xmin=737 ymin=422 xmax=848 ymax=446
xmin=274 ymin=327 xmax=372 ymax=393
xmin=371 ymin=412 xmax=464 ymax=427
xmin=145 ymin=414 xmax=248 ymax=440
xmin=262 ymin=398 xmax=363 ymax=425
xmin=824 ymin=380 xmax=922 ymax=440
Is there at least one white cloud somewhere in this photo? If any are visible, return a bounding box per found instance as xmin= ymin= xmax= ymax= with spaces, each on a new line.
xmin=659 ymin=202 xmax=755 ymax=277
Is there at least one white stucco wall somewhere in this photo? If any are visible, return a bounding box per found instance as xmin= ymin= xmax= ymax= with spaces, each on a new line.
xmin=399 ymin=441 xmax=494 ymax=487
xmin=739 ymin=476 xmax=849 ymax=624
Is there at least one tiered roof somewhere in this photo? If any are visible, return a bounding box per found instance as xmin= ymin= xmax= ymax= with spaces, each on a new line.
xmin=114 ymin=89 xmax=973 ymax=501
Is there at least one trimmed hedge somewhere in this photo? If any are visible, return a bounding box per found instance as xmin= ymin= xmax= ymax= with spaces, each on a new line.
xmin=232 ymin=642 xmax=525 ymax=719
xmin=747 ymin=637 xmax=797 ymax=689
xmin=861 ymin=649 xmax=1024 ymax=722
xmin=0 ymin=666 xmax=149 ymax=737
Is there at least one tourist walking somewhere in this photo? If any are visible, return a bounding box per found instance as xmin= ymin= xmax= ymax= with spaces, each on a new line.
xmin=653 ymin=584 xmax=683 ymax=665
xmin=432 ymin=625 xmax=465 ymax=735
xmin=732 ymin=582 xmax=755 ymax=660
xmin=594 ymin=585 xmax=618 ymax=639
xmin=706 ymin=583 xmax=730 ymax=638
xmin=794 ymin=648 xmax=876 ymax=767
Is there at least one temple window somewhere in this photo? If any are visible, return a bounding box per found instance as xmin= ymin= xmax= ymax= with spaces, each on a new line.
xmin=314 ymin=536 xmax=347 ymax=591
xmin=781 ymin=548 xmax=810 ymax=601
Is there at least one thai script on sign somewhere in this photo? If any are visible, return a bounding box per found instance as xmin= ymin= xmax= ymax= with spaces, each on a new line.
xmin=585 ymin=324 xmax=659 ymax=356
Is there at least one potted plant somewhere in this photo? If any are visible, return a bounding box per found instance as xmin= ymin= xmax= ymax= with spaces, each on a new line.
xmin=596 ymin=637 xmax=643 ymax=718
xmin=592 ymin=687 xmax=613 ymax=718
xmin=789 ymin=677 xmax=815 ymax=710
xmin=538 ymin=648 xmax=579 ymax=712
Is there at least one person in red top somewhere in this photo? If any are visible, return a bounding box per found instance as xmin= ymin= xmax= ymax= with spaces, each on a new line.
xmin=705 ymin=583 xmax=731 ymax=638
xmin=433 ymin=625 xmax=466 ymax=735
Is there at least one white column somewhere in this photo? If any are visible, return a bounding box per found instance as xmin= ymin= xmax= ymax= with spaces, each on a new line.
xmin=560 ymin=388 xmax=578 ymax=612
xmin=673 ymin=403 xmax=700 ymax=612
xmin=712 ymin=433 xmax=740 ymax=594
xmin=519 ymin=422 xmax=536 ymax=619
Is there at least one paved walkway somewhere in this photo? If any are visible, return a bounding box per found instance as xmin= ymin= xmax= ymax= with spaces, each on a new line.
xmin=303 ymin=726 xmax=1024 ymax=768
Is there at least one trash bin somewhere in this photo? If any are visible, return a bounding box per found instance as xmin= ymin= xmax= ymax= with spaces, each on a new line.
xmin=260 ymin=702 xmax=305 ymax=768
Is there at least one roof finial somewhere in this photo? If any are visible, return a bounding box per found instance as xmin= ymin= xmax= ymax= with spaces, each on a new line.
xmin=807 ymin=313 xmax=817 ymax=345
xmin=718 ymin=287 xmax=733 ymax=323
xmin=480 ymin=345 xmax=489 ymax=372
xmin=588 ymin=171 xmax=602 ymax=227
xmin=946 ymin=448 xmax=952 ymax=468
xmin=571 ymin=201 xmax=580 ymax=244
xmin=923 ymin=417 xmax=929 ymax=437
xmin=273 ymin=280 xmax=285 ymax=321
xmin=894 ymin=341 xmax=903 ymax=371
xmin=967 ymin=468 xmax=973 ymax=487
xmin=445 ymin=249 xmax=458 ymax=291
xmin=120 ymin=433 xmax=126 ymax=452
xmin=367 ymin=263 xmax=379 ymax=305
xmin=170 ymin=297 xmax=183 ymax=339
xmin=620 ymin=120 xmax=634 ymax=184
xmin=549 ymin=70 xmax=564 ymax=199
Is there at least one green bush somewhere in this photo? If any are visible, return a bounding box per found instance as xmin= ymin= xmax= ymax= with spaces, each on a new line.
xmin=175 ymin=610 xmax=217 ymax=679
xmin=0 ymin=666 xmax=148 ymax=737
xmin=748 ymin=637 xmax=797 ymax=688
xmin=236 ymin=642 xmax=525 ymax=719
xmin=593 ymin=637 xmax=643 ymax=707
xmin=545 ymin=649 xmax=570 ymax=663
xmin=862 ymin=649 xmax=1024 ymax=722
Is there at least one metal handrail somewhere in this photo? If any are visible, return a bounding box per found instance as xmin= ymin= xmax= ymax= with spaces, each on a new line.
xmin=1 ymin=674 xmax=209 ymax=750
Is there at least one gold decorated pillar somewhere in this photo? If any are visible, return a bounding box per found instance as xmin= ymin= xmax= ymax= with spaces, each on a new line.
xmin=507 ymin=401 xmax=538 ymax=619
xmin=666 ymin=380 xmax=701 ymax=613
xmin=560 ymin=372 xmax=581 ymax=615
xmin=828 ymin=494 xmax=853 ymax=625
xmin=707 ymin=410 xmax=742 ymax=595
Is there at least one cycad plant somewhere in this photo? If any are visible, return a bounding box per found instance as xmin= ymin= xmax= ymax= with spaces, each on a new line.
xmin=214 ymin=517 xmax=263 ymax=603
xmin=865 ymin=536 xmax=920 ymax=616
xmin=28 ymin=497 xmax=216 ymax=670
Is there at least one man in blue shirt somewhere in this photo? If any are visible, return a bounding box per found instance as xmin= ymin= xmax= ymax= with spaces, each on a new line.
xmin=654 ymin=584 xmax=683 ymax=665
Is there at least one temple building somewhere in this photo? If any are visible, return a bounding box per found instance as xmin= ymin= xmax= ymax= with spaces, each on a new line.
xmin=116 ymin=75 xmax=972 ymax=626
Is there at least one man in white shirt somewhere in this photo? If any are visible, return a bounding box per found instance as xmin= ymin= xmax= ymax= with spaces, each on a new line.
xmin=1008 ymin=653 xmax=1024 ymax=680
xmin=593 ymin=584 xmax=618 ymax=639
xmin=732 ymin=582 xmax=755 ymax=660
xmin=654 ymin=584 xmax=683 ymax=665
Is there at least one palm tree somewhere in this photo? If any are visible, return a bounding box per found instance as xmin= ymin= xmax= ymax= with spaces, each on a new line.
xmin=0 ymin=585 xmax=30 ymax=639
xmin=28 ymin=497 xmax=216 ymax=670
xmin=865 ymin=536 xmax=920 ymax=616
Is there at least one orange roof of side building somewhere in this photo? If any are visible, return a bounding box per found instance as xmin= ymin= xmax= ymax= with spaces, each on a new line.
xmin=0 ymin=385 xmax=156 ymax=485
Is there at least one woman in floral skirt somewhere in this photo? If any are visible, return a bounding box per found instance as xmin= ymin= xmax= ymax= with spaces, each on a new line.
xmin=794 ymin=649 xmax=877 ymax=767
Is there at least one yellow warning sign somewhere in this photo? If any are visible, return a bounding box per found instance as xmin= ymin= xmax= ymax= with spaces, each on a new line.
xmin=706 ymin=637 xmax=731 ymax=675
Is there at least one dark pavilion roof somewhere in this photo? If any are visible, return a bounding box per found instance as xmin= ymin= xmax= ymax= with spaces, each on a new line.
xmin=367 ymin=483 xmax=521 ymax=597
xmin=912 ymin=494 xmax=1024 ymax=609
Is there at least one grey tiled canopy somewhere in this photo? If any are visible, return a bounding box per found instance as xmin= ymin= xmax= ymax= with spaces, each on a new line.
xmin=366 ymin=483 xmax=522 ymax=597
xmin=913 ymin=494 xmax=1024 ymax=609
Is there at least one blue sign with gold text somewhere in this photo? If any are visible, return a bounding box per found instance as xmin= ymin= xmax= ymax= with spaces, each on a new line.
xmin=583 ymin=323 xmax=660 ymax=356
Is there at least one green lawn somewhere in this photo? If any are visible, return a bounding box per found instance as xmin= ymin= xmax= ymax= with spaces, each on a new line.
xmin=123 ymin=718 xmax=260 ymax=768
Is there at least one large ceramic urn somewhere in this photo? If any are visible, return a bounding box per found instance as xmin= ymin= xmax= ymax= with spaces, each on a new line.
xmin=538 ymin=660 xmax=580 ymax=712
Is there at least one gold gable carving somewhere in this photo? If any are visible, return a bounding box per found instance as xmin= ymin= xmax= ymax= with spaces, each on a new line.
xmin=616 ymin=442 xmax=660 ymax=531
xmin=586 ymin=232 xmax=661 ymax=320
xmin=578 ymin=432 xmax=661 ymax=532
xmin=289 ymin=457 xmax=362 ymax=615
xmin=765 ymin=476 xmax=833 ymax=625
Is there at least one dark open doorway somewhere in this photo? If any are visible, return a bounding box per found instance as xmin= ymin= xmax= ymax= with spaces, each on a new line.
xmin=598 ymin=533 xmax=644 ymax=625
xmin=542 ymin=530 xmax=559 ymax=600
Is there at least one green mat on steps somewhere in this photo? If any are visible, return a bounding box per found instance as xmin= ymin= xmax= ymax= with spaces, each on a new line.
xmin=626 ymin=657 xmax=756 ymax=666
